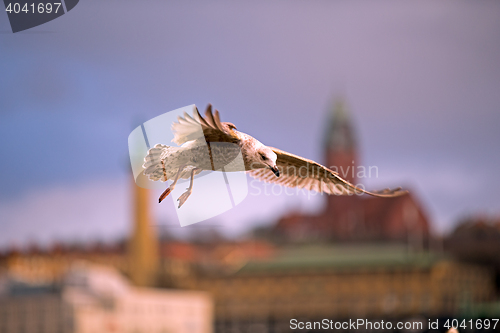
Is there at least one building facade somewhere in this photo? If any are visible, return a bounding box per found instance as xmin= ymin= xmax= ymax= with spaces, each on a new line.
xmin=186 ymin=245 xmax=495 ymax=333
xmin=0 ymin=262 xmax=213 ymax=333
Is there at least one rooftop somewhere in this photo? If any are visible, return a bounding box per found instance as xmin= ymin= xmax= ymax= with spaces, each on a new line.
xmin=237 ymin=244 xmax=444 ymax=275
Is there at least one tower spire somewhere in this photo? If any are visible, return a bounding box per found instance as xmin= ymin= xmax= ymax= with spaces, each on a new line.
xmin=324 ymin=97 xmax=358 ymax=183
xmin=324 ymin=98 xmax=357 ymax=153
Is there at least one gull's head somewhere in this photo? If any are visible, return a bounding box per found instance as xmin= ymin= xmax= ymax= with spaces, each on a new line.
xmin=256 ymin=146 xmax=279 ymax=177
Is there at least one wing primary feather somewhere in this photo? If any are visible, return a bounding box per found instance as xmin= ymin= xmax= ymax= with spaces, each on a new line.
xmin=194 ymin=107 xmax=210 ymax=127
xmin=331 ymin=173 xmax=407 ymax=198
xmin=213 ymin=109 xmax=225 ymax=132
xmin=204 ymin=105 xmax=217 ymax=128
xmin=183 ymin=112 xmax=196 ymax=124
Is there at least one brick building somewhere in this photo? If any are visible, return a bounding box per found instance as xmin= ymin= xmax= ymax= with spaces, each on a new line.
xmin=272 ymin=99 xmax=431 ymax=243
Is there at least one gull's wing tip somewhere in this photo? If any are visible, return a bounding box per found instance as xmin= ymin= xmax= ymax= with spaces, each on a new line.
xmin=372 ymin=187 xmax=409 ymax=198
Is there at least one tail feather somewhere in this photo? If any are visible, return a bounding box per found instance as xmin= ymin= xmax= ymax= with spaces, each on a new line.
xmin=142 ymin=144 xmax=180 ymax=181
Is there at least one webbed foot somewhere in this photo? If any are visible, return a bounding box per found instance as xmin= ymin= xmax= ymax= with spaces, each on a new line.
xmin=177 ymin=189 xmax=192 ymax=208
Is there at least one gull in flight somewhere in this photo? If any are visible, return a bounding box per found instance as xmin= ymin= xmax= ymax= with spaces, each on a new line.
xmin=143 ymin=105 xmax=407 ymax=208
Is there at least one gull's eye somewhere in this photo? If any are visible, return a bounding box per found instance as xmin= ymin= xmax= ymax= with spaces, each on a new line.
xmin=260 ymin=153 xmax=267 ymax=161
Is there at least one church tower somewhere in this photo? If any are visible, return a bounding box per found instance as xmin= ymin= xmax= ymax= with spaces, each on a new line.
xmin=128 ymin=182 xmax=159 ymax=287
xmin=323 ymin=98 xmax=361 ymax=239
xmin=324 ymin=98 xmax=358 ymax=183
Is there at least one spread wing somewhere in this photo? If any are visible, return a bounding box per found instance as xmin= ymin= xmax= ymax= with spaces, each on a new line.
xmin=172 ymin=104 xmax=239 ymax=145
xmin=249 ymin=147 xmax=407 ymax=198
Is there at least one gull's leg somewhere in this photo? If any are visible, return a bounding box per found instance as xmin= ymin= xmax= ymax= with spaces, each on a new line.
xmin=158 ymin=164 xmax=185 ymax=203
xmin=177 ymin=168 xmax=200 ymax=208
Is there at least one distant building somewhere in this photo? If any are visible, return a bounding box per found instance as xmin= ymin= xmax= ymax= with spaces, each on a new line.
xmin=272 ymin=99 xmax=431 ymax=243
xmin=185 ymin=245 xmax=495 ymax=333
xmin=445 ymin=216 xmax=500 ymax=267
xmin=0 ymin=262 xmax=213 ymax=333
xmin=445 ymin=216 xmax=500 ymax=294
xmin=0 ymin=242 xmax=128 ymax=286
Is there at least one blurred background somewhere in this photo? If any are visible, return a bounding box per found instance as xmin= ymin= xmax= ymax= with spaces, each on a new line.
xmin=1 ymin=1 xmax=499 ymax=332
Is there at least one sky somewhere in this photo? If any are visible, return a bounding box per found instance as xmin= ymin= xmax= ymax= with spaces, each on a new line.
xmin=1 ymin=0 xmax=499 ymax=248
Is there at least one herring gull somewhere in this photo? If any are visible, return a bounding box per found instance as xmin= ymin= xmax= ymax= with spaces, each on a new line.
xmin=143 ymin=105 xmax=407 ymax=207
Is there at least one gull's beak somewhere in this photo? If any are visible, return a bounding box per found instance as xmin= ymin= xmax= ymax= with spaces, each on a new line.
xmin=270 ymin=165 xmax=280 ymax=177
